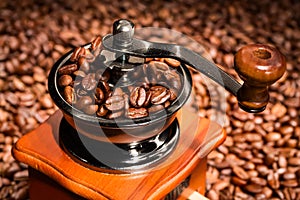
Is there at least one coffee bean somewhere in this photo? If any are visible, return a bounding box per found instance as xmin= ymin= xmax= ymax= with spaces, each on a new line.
xmin=0 ymin=186 xmax=10 ymax=199
xmin=13 ymin=170 xmax=29 ymax=181
xmin=150 ymin=86 xmax=170 ymax=105
xmin=107 ymin=110 xmax=123 ymax=119
xmin=148 ymin=104 xmax=165 ymax=113
xmin=96 ymin=105 xmax=108 ymax=117
xmin=6 ymin=162 xmax=21 ymax=177
xmin=35 ymin=110 xmax=49 ymax=123
xmin=58 ymin=64 xmax=78 ymax=75
xmin=267 ymin=171 xmax=280 ymax=189
xmin=94 ymin=88 xmax=105 ymax=104
xmin=213 ymin=179 xmax=229 ymax=191
xmin=262 ymin=122 xmax=274 ymax=132
xmin=255 ymin=193 xmax=267 ymax=200
xmin=127 ymin=108 xmax=148 ymax=119
xmin=130 ymin=87 xmax=146 ymax=108
xmin=250 ymin=177 xmax=267 ymax=186
xmin=98 ymin=81 xmax=111 ymax=94
xmin=19 ymin=93 xmax=35 ymax=107
xmin=75 ymin=96 xmax=93 ymax=109
xmin=245 ymin=184 xmax=263 ymax=194
xmin=232 ymin=166 xmax=249 ymax=180
xmin=149 ymin=61 xmax=169 ymax=71
xmin=91 ymin=35 xmax=102 ymax=51
xmin=75 ymin=87 xmax=88 ymax=98
xmin=113 ymin=87 xmax=124 ymax=96
xmin=262 ymin=187 xmax=273 ymax=199
xmin=234 ymin=186 xmax=250 ymax=199
xmin=58 ymin=75 xmax=73 ymax=87
xmin=12 ymin=77 xmax=25 ymax=91
xmin=20 ymin=75 xmax=34 ymax=85
xmin=283 ymin=188 xmax=293 ymax=200
xmin=15 ymin=114 xmax=26 ymax=127
xmin=164 ymin=100 xmax=171 ymax=108
xmin=40 ymin=94 xmax=53 ymax=109
xmin=143 ymin=91 xmax=152 ymax=107
xmin=243 ymin=121 xmax=255 ymax=132
xmin=81 ymin=73 xmax=97 ymax=91
xmin=271 ymin=102 xmax=287 ymax=118
xmin=288 ymin=157 xmax=300 ymax=166
xmin=77 ymin=57 xmax=89 ymax=71
xmin=5 ymin=92 xmax=19 ymax=106
xmin=255 ymin=165 xmax=269 ymax=177
xmin=245 ymin=133 xmax=262 ymax=142
xmin=144 ymin=62 xmax=158 ymax=83
xmin=83 ymin=104 xmax=98 ymax=115
xmin=283 ymin=172 xmax=296 ymax=180
xmin=164 ymin=58 xmax=181 ymax=68
xmin=164 ymin=70 xmax=182 ymax=90
xmin=105 ymin=95 xmax=125 ymax=111
xmin=279 ymin=125 xmax=294 ymax=135
xmin=83 ymin=49 xmax=95 ymax=63
xmin=206 ymin=189 xmax=219 ymax=200
xmin=277 ymin=155 xmax=288 ymax=168
xmin=70 ymin=47 xmax=85 ymax=62
xmin=232 ymin=176 xmax=247 ymax=186
xmin=33 ymin=71 xmax=47 ymax=83
xmin=265 ymin=132 xmax=281 ymax=142
xmin=169 ymin=89 xmax=177 ymax=102
xmin=11 ymin=185 xmax=28 ymax=200
xmin=63 ymin=86 xmax=75 ymax=104
xmin=285 ymin=97 xmax=300 ymax=107
xmin=242 ymin=162 xmax=255 ymax=170
xmin=281 ymin=179 xmax=298 ymax=187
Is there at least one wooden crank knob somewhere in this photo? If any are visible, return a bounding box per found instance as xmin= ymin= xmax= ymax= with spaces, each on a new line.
xmin=234 ymin=44 xmax=286 ymax=112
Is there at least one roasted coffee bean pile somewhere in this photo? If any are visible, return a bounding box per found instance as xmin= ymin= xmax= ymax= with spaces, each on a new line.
xmin=57 ymin=36 xmax=182 ymax=119
xmin=1 ymin=0 xmax=299 ymax=199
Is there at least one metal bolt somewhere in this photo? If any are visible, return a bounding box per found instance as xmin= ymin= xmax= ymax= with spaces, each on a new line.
xmin=113 ymin=19 xmax=135 ymax=49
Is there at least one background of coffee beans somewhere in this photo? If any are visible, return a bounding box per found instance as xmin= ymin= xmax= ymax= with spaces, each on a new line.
xmin=0 ymin=0 xmax=299 ymax=199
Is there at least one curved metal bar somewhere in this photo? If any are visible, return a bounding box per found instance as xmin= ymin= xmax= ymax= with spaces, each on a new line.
xmin=102 ymin=34 xmax=241 ymax=96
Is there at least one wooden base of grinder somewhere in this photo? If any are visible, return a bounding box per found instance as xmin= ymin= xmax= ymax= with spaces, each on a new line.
xmin=12 ymin=107 xmax=226 ymax=199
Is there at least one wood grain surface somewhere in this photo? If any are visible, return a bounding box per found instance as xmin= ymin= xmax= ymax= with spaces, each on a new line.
xmin=12 ymin=108 xmax=225 ymax=200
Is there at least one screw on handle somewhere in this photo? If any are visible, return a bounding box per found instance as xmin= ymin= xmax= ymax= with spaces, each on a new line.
xmin=234 ymin=44 xmax=286 ymax=113
xmin=110 ymin=19 xmax=137 ymax=87
xmin=112 ymin=19 xmax=135 ymax=49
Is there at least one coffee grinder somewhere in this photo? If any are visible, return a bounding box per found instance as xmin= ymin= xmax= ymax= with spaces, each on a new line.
xmin=12 ymin=19 xmax=286 ymax=199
